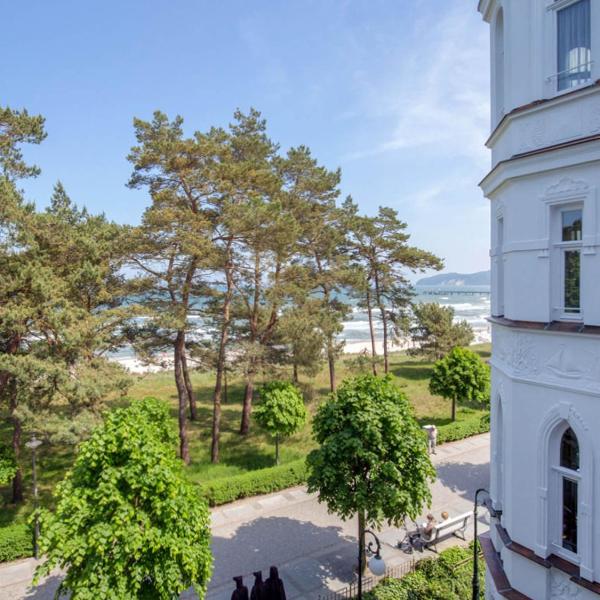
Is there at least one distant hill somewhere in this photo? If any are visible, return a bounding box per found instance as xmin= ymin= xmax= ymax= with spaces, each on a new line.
xmin=416 ymin=270 xmax=490 ymax=287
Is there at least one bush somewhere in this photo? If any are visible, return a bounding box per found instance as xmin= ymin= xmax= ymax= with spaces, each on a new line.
xmin=200 ymin=459 xmax=307 ymax=506
xmin=364 ymin=544 xmax=484 ymax=600
xmin=436 ymin=412 xmax=490 ymax=444
xmin=0 ymin=523 xmax=32 ymax=562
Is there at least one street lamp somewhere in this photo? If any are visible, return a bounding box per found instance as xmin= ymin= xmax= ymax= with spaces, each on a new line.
xmin=25 ymin=435 xmax=43 ymax=559
xmin=472 ymin=487 xmax=501 ymax=600
xmin=358 ymin=529 xmax=386 ymax=599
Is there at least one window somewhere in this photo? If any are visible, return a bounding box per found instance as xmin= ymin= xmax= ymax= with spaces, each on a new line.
xmin=559 ymin=428 xmax=580 ymax=554
xmin=557 ymin=0 xmax=591 ymax=91
xmin=494 ymin=8 xmax=505 ymax=123
xmin=561 ymin=208 xmax=582 ymax=315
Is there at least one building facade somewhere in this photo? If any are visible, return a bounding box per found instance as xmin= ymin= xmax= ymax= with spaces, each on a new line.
xmin=477 ymin=1 xmax=600 ymax=598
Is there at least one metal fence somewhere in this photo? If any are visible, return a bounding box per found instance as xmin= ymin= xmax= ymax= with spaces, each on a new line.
xmin=317 ymin=559 xmax=417 ymax=600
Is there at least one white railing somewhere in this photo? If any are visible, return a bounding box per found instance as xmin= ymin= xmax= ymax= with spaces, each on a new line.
xmin=546 ymin=60 xmax=593 ymax=87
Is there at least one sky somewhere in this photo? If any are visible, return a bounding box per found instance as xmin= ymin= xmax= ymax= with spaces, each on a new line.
xmin=1 ymin=0 xmax=491 ymax=275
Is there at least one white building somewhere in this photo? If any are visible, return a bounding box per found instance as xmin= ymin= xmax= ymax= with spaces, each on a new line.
xmin=477 ymin=1 xmax=600 ymax=598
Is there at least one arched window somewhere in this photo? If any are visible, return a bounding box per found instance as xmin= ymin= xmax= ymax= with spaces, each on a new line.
xmin=538 ymin=409 xmax=593 ymax=581
xmin=557 ymin=427 xmax=580 ymax=554
xmin=494 ymin=8 xmax=505 ymax=124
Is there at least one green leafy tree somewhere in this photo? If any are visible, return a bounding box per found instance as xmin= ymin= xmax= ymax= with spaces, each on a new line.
xmin=307 ymin=375 xmax=435 ymax=572
xmin=254 ymin=381 xmax=307 ymax=465
xmin=408 ymin=302 xmax=474 ymax=360
xmin=429 ymin=347 xmax=490 ymax=421
xmin=34 ymin=398 xmax=212 ymax=599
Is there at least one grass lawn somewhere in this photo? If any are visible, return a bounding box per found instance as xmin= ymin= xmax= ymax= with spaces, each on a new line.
xmin=0 ymin=343 xmax=490 ymax=527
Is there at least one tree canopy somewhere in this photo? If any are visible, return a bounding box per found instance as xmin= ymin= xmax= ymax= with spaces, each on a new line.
xmin=34 ymin=398 xmax=212 ymax=599
xmin=429 ymin=347 xmax=490 ymax=421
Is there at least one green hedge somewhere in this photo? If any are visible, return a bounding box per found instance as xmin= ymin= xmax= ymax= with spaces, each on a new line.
xmin=199 ymin=459 xmax=307 ymax=506
xmin=365 ymin=544 xmax=484 ymax=600
xmin=437 ymin=413 xmax=489 ymax=445
xmin=0 ymin=523 xmax=33 ymax=563
xmin=198 ymin=414 xmax=489 ymax=507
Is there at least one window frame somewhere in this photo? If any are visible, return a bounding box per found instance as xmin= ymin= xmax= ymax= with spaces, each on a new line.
xmin=552 ymin=204 xmax=583 ymax=320
xmin=546 ymin=0 xmax=593 ymax=97
xmin=550 ymin=429 xmax=581 ymax=562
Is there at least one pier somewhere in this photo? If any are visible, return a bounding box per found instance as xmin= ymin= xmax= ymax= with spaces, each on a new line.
xmin=419 ymin=289 xmax=491 ymax=296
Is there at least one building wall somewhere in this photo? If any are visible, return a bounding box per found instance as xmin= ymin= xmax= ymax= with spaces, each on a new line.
xmin=479 ymin=0 xmax=600 ymax=597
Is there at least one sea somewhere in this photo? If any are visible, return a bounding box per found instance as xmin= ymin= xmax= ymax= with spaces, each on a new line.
xmin=341 ymin=285 xmax=491 ymax=354
xmin=109 ymin=285 xmax=491 ymax=371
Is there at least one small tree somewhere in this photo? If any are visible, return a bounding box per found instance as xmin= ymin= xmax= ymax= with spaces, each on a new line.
xmin=429 ymin=347 xmax=490 ymax=422
xmin=306 ymin=375 xmax=435 ymax=573
xmin=254 ymin=381 xmax=307 ymax=465
xmin=408 ymin=302 xmax=474 ymax=360
xmin=34 ymin=398 xmax=212 ymax=599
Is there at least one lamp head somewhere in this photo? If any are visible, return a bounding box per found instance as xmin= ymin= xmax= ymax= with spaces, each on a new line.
xmin=368 ymin=553 xmax=386 ymax=577
xmin=25 ymin=436 xmax=42 ymax=450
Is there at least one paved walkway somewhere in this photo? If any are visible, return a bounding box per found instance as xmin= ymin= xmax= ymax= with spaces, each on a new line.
xmin=0 ymin=433 xmax=490 ymax=600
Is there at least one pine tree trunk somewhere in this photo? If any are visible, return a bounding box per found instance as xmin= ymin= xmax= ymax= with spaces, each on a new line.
xmin=174 ymin=331 xmax=190 ymax=464
xmin=373 ymin=271 xmax=389 ymax=374
xmin=240 ymin=374 xmax=253 ymax=435
xmin=10 ymin=389 xmax=23 ymax=503
xmin=292 ymin=362 xmax=299 ymax=384
xmin=327 ymin=341 xmax=336 ymax=393
xmin=212 ymin=253 xmax=234 ymax=464
xmin=180 ymin=352 xmax=197 ymax=421
xmin=366 ymin=286 xmax=378 ymax=376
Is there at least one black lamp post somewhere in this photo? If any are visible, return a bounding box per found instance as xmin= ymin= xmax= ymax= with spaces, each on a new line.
xmin=25 ymin=435 xmax=42 ymax=559
xmin=358 ymin=529 xmax=386 ymax=599
xmin=472 ymin=487 xmax=502 ymax=600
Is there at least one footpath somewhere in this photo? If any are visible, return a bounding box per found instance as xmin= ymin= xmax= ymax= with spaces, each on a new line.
xmin=0 ymin=433 xmax=490 ymax=600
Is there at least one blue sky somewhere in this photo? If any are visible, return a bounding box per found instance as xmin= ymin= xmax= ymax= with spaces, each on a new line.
xmin=2 ymin=0 xmax=490 ymax=274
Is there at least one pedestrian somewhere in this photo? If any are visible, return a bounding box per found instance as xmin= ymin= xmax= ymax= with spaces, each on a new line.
xmin=251 ymin=570 xmax=266 ymax=600
xmin=423 ymin=424 xmax=437 ymax=454
xmin=264 ymin=566 xmax=286 ymax=600
xmin=231 ymin=575 xmax=249 ymax=600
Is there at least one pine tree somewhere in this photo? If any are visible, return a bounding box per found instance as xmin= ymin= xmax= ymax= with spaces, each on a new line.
xmin=343 ymin=198 xmax=443 ymax=373
xmin=126 ymin=111 xmax=219 ymax=464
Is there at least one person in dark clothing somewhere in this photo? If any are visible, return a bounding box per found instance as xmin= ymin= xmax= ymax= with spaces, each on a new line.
xmin=264 ymin=566 xmax=286 ymax=600
xmin=231 ymin=575 xmax=249 ymax=600
xmin=250 ymin=570 xmax=266 ymax=600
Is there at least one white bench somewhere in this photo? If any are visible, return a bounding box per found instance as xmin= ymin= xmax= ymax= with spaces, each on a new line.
xmin=416 ymin=512 xmax=471 ymax=552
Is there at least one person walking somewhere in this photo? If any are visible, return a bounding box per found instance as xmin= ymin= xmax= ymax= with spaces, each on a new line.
xmin=423 ymin=424 xmax=437 ymax=455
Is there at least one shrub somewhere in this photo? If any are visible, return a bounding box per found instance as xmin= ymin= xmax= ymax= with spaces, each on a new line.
xmin=436 ymin=413 xmax=490 ymax=444
xmin=364 ymin=544 xmax=484 ymax=600
xmin=0 ymin=523 xmax=32 ymax=562
xmin=200 ymin=459 xmax=307 ymax=506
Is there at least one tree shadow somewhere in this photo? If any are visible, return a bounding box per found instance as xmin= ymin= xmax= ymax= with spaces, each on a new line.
xmin=435 ymin=461 xmax=490 ymax=503
xmin=209 ymin=516 xmax=357 ymax=597
xmin=391 ymin=364 xmax=432 ymax=381
xmin=23 ymin=574 xmax=66 ymax=599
